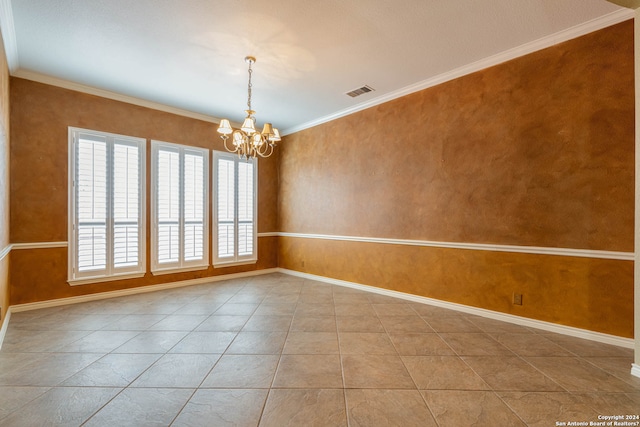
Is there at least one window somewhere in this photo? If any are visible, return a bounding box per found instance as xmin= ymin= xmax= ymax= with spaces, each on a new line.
xmin=151 ymin=141 xmax=209 ymax=273
xmin=68 ymin=128 xmax=146 ymax=283
xmin=213 ymin=151 xmax=257 ymax=266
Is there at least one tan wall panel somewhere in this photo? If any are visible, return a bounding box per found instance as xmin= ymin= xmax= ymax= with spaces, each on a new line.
xmin=10 ymin=236 xmax=278 ymax=305
xmin=279 ymin=236 xmax=633 ymax=337
xmin=279 ymin=21 xmax=634 ymax=252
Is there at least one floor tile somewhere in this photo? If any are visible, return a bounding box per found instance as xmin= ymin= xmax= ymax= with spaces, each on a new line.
xmin=345 ymin=389 xmax=437 ymax=427
xmin=389 ymin=333 xmax=455 ymax=356
xmin=214 ymin=303 xmax=260 ymax=316
xmin=0 ymin=386 xmax=50 ymax=420
xmin=379 ymin=315 xmax=434 ymax=333
xmin=283 ymin=332 xmax=339 ymax=354
xmin=422 ymin=390 xmax=526 ymax=426
xmin=226 ymin=332 xmax=288 ymax=354
xmin=468 ymin=317 xmax=535 ymax=334
xmin=462 ymin=356 xmax=565 ymax=391
xmin=1 ymin=273 xmax=636 ymax=425
xmin=491 ymin=333 xmax=573 ymax=357
xmin=439 ymin=332 xmax=514 ymax=356
xmin=169 ymin=331 xmax=236 ymax=354
xmin=242 ymin=315 xmax=293 ymax=332
xmin=112 ymin=331 xmax=188 ymax=353
xmin=498 ymin=392 xmax=602 ymax=427
xmin=424 ymin=315 xmax=483 ymax=332
xmin=336 ymin=316 xmax=385 ymax=333
xmin=334 ymin=303 xmax=376 ymax=316
xmin=402 ymin=356 xmax=489 ymax=390
xmin=543 ymin=334 xmax=634 ymax=358
xmin=1 ymin=329 xmax=91 ymax=353
xmin=341 ymin=355 xmax=415 ymax=389
xmin=130 ymin=353 xmax=220 ymax=388
xmin=0 ymin=387 xmax=120 ymax=427
xmin=194 ymin=315 xmax=249 ymax=331
xmin=201 ymin=354 xmax=279 ymax=388
xmin=338 ymin=332 xmax=397 ymax=355
xmin=61 ymin=353 xmax=161 ymax=386
xmin=525 ymin=357 xmax=638 ymax=392
xmin=147 ymin=314 xmax=208 ymax=331
xmin=573 ymin=391 xmax=640 ymax=415
xmin=53 ymin=330 xmax=139 ymax=353
xmin=290 ymin=315 xmax=336 ymax=332
xmin=83 ymin=388 xmax=194 ymax=426
xmin=273 ymin=355 xmax=343 ymax=388
xmin=253 ymin=303 xmax=297 ymax=316
xmin=178 ymin=302 xmax=223 ymax=315
xmin=582 ymin=357 xmax=640 ymax=388
xmin=100 ymin=314 xmax=167 ymax=330
xmin=260 ymin=389 xmax=347 ymax=427
xmin=0 ymin=352 xmax=103 ymax=386
xmin=371 ymin=303 xmax=416 ymax=316
xmin=172 ymin=389 xmax=267 ymax=427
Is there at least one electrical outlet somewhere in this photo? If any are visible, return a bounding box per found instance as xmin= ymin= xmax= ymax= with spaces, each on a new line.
xmin=513 ymin=293 xmax=523 ymax=305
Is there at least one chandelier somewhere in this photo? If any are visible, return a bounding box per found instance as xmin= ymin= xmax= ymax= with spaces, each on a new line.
xmin=217 ymin=56 xmax=280 ymax=159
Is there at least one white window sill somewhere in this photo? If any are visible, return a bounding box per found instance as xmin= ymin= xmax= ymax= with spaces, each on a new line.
xmin=213 ymin=259 xmax=258 ymax=268
xmin=68 ymin=272 xmax=146 ymax=286
xmin=151 ymin=265 xmax=209 ymax=276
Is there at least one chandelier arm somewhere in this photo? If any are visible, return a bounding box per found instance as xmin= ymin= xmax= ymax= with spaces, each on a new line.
xmin=222 ymin=136 xmax=239 ymax=153
xmin=257 ymin=143 xmax=274 ymax=158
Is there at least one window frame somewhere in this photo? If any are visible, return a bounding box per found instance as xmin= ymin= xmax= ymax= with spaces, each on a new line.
xmin=151 ymin=140 xmax=210 ymax=274
xmin=68 ymin=127 xmax=146 ymax=285
xmin=212 ymin=150 xmax=258 ymax=267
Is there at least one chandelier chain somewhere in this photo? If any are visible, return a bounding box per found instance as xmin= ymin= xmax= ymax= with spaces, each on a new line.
xmin=247 ymin=62 xmax=253 ymax=113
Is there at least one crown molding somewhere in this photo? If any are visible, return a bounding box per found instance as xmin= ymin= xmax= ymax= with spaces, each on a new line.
xmin=281 ymin=9 xmax=634 ymax=136
xmin=12 ymin=69 xmax=223 ymax=124
xmin=0 ymin=0 xmax=18 ymax=73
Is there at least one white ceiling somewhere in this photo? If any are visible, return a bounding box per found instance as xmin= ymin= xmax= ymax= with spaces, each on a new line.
xmin=0 ymin=0 xmax=632 ymax=135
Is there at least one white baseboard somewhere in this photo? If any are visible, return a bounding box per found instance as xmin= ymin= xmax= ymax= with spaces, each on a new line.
xmin=278 ymin=268 xmax=635 ymax=349
xmin=632 ymin=363 xmax=640 ymax=379
xmin=9 ymin=268 xmax=279 ymax=313
xmin=1 ymin=267 xmax=634 ymax=351
xmin=0 ymin=307 xmax=11 ymax=351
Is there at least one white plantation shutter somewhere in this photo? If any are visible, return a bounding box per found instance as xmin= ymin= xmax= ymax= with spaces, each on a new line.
xmin=213 ymin=151 xmax=257 ymax=265
xmin=76 ymin=135 xmax=107 ymax=272
xmin=217 ymin=158 xmax=235 ymax=259
xmin=237 ymin=161 xmax=254 ymax=256
xmin=69 ymin=128 xmax=145 ymax=282
xmin=157 ymin=149 xmax=180 ymax=264
xmin=113 ymin=141 xmax=140 ymax=268
xmin=151 ymin=141 xmax=209 ymax=272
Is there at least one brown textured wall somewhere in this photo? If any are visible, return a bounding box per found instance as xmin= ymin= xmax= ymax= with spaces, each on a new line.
xmin=0 ymin=30 xmax=10 ymax=324
xmin=280 ymin=21 xmax=634 ymax=252
xmin=9 ymin=78 xmax=278 ymax=304
xmin=280 ymin=236 xmax=633 ymax=337
xmin=278 ymin=21 xmax=635 ymax=336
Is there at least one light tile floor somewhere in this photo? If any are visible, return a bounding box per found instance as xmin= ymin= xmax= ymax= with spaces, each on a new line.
xmin=0 ymin=273 xmax=638 ymax=426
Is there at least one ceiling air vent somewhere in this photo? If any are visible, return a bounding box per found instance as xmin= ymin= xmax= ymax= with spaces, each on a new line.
xmin=346 ymin=85 xmax=374 ymax=98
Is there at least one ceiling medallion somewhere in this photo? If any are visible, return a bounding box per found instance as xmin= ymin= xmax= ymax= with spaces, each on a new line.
xmin=217 ymin=56 xmax=280 ymax=159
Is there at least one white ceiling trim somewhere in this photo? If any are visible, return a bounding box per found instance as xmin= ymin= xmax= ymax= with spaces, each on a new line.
xmin=0 ymin=0 xmax=18 ymax=73
xmin=12 ymin=69 xmax=223 ymax=124
xmin=282 ymin=8 xmax=634 ymax=136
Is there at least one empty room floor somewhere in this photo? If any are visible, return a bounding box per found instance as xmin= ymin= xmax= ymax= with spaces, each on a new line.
xmin=0 ymin=273 xmax=638 ymax=426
